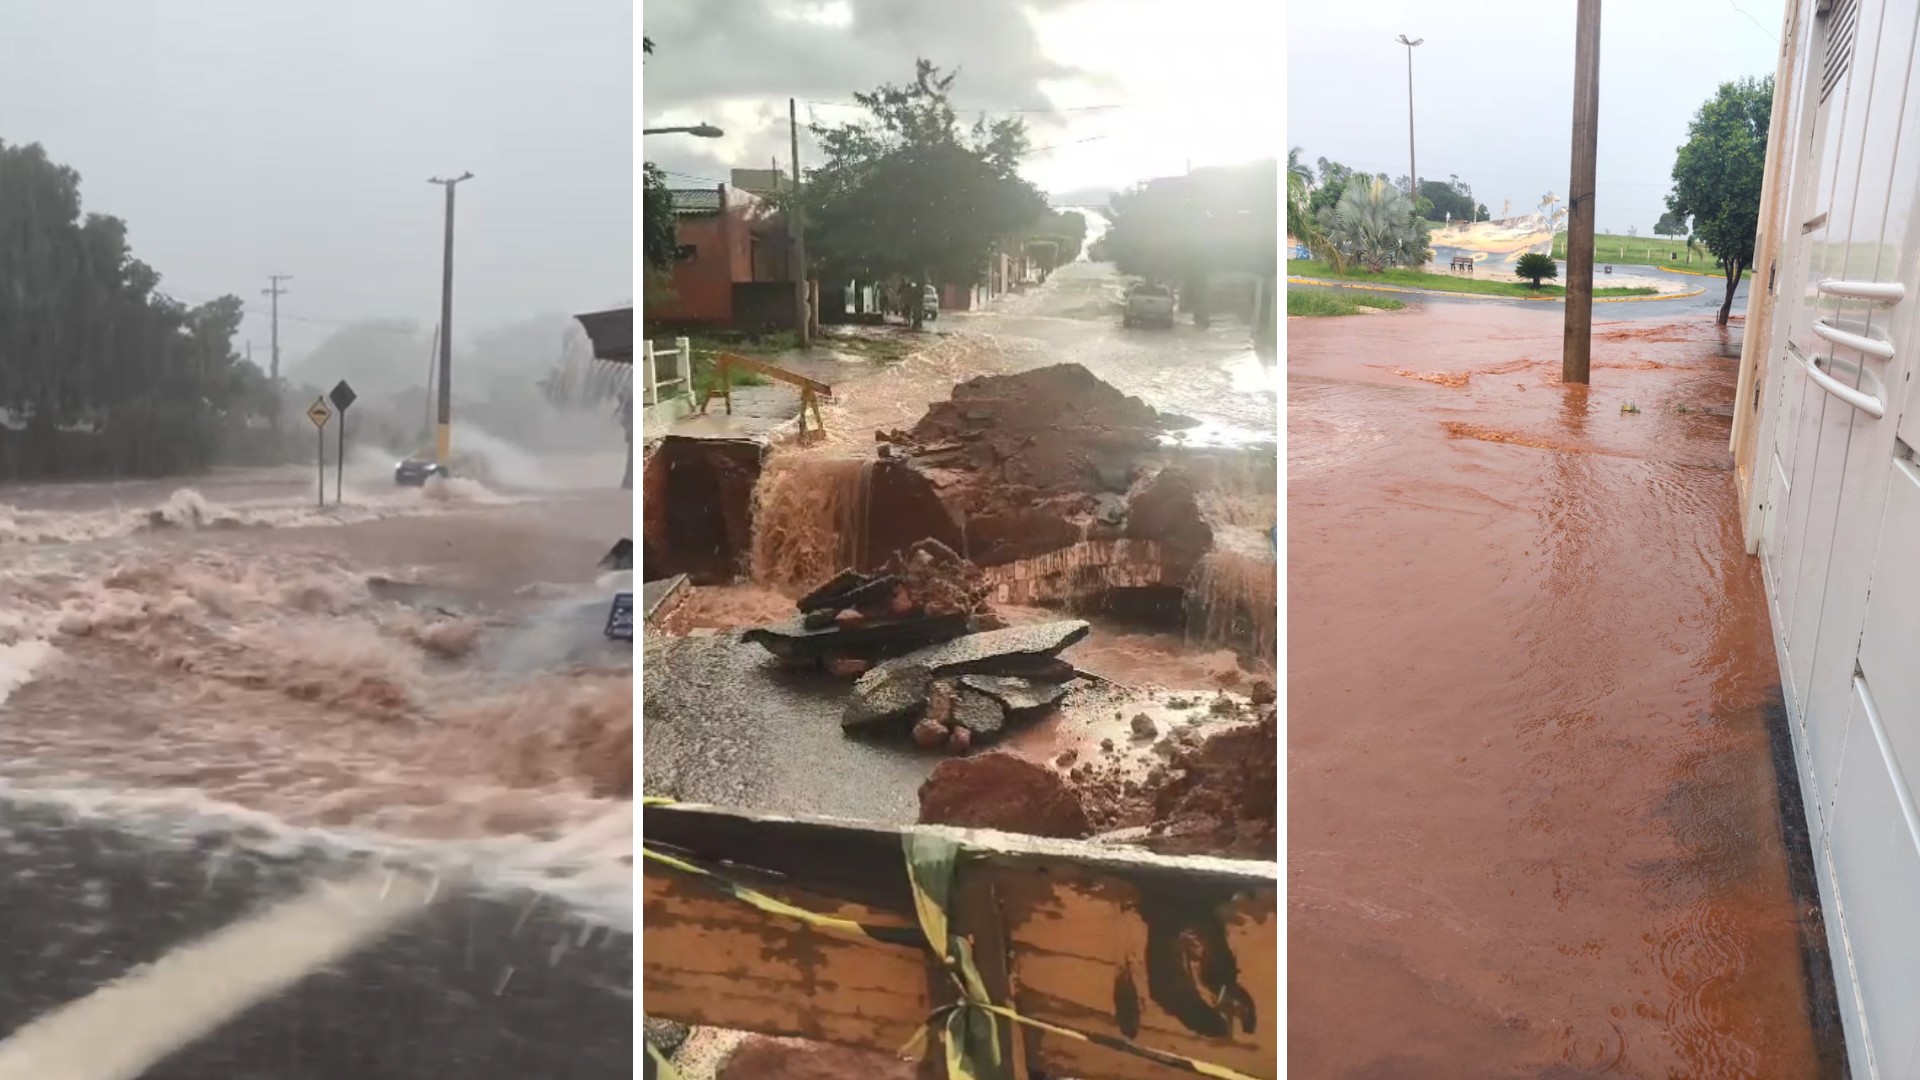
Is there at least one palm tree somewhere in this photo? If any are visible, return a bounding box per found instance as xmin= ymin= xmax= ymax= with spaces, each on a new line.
xmin=1323 ymin=177 xmax=1431 ymax=273
xmin=1288 ymin=148 xmax=1345 ymax=271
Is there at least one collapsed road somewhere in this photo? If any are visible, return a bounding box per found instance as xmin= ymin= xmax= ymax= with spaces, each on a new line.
xmin=641 ymin=261 xmax=1277 ymax=1078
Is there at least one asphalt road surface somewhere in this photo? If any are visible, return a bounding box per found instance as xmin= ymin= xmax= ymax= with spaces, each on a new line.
xmin=0 ymin=801 xmax=632 ymax=1080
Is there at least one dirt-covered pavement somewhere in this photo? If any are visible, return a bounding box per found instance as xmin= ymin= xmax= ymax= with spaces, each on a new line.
xmin=1289 ymin=303 xmax=1835 ymax=1077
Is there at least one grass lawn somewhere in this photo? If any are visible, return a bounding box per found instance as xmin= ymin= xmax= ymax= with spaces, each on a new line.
xmin=1288 ymin=289 xmax=1406 ymax=317
xmin=1287 ymin=259 xmax=1658 ymax=299
xmin=1550 ymin=232 xmax=1753 ymax=277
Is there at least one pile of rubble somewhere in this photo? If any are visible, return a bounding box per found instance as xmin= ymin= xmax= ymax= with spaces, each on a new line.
xmin=741 ymin=539 xmax=987 ymax=678
xmin=841 ymin=621 xmax=1089 ymax=754
xmin=916 ymin=683 xmax=1277 ymax=859
xmin=739 ymin=544 xmax=1090 ymax=754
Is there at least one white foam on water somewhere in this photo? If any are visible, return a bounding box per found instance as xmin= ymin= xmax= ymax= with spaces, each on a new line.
xmin=0 ymin=640 xmax=55 ymax=706
xmin=0 ymin=540 xmax=633 ymax=926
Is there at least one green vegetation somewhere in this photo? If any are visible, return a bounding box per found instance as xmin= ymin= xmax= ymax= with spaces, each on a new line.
xmin=641 ymin=40 xmax=676 ymax=278
xmin=804 ymin=61 xmax=1049 ymax=330
xmin=1551 ymin=231 xmax=1736 ymax=268
xmin=1515 ymin=252 xmax=1559 ymax=289
xmin=1288 ymin=289 xmax=1404 ymax=317
xmin=0 ymin=140 xmax=285 ymax=480
xmin=1668 ymin=75 xmax=1773 ymax=324
xmin=1323 ymin=177 xmax=1430 ymax=273
xmin=1287 ymin=260 xmax=1658 ymax=299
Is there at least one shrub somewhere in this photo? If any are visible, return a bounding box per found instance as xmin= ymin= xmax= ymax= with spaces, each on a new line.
xmin=1515 ymin=252 xmax=1559 ymax=289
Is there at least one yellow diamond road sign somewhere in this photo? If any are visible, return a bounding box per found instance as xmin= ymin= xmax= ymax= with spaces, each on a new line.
xmin=307 ymin=397 xmax=332 ymax=429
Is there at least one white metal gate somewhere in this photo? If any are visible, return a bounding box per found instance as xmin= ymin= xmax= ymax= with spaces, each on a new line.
xmin=1758 ymin=1 xmax=1920 ymax=1075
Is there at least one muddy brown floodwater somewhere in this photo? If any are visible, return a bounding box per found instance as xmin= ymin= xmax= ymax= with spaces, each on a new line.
xmin=1288 ymin=304 xmax=1823 ymax=1078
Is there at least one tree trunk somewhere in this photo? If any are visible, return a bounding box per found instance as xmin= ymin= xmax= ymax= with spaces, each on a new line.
xmin=1718 ymin=258 xmax=1744 ymax=326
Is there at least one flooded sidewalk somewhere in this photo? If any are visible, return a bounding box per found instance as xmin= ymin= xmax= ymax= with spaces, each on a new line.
xmin=1288 ymin=305 xmax=1831 ymax=1077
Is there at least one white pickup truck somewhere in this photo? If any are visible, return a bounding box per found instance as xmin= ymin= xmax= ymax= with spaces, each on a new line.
xmin=1122 ymin=282 xmax=1176 ymax=329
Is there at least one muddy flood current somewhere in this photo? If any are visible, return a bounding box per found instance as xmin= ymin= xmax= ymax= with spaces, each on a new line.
xmin=0 ymin=466 xmax=634 ymax=924
xmin=1288 ymin=304 xmax=1825 ymax=1077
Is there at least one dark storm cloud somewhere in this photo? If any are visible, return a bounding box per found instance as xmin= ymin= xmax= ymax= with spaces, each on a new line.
xmin=642 ymin=0 xmax=1109 ymax=192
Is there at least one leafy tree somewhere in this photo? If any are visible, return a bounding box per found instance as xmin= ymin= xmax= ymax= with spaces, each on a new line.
xmin=1308 ymin=158 xmax=1384 ymax=219
xmin=1667 ymin=76 xmax=1772 ymax=324
xmin=1321 ymin=176 xmax=1430 ymax=273
xmin=1515 ymin=252 xmax=1559 ymax=289
xmin=1653 ymin=210 xmax=1687 ymax=239
xmin=1417 ymin=177 xmax=1482 ymax=222
xmin=640 ymin=36 xmax=678 ymax=302
xmin=1022 ymin=207 xmax=1089 ymax=275
xmin=0 ymin=140 xmax=275 ymax=478
xmin=803 ymin=60 xmax=1048 ymax=328
xmin=1103 ymin=159 xmax=1279 ymax=323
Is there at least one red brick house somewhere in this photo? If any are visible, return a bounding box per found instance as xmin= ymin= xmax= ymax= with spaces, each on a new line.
xmin=644 ymin=184 xmax=793 ymax=330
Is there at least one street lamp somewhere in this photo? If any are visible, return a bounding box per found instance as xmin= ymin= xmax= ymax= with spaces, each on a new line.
xmin=642 ymin=124 xmax=725 ymax=138
xmin=1396 ymin=35 xmax=1423 ymax=200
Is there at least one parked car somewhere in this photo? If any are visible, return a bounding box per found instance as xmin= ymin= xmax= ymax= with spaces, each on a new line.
xmin=1123 ymin=283 xmax=1176 ymax=329
xmin=920 ymin=285 xmax=940 ymax=322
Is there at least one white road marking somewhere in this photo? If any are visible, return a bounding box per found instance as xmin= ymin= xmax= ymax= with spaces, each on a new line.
xmin=0 ymin=869 xmax=438 ymax=1080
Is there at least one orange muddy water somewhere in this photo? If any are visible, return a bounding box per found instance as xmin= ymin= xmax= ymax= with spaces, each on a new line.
xmin=1288 ymin=305 xmax=1823 ymax=1078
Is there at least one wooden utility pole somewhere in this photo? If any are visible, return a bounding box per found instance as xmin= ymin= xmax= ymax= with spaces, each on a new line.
xmin=428 ymin=172 xmax=473 ymax=464
xmin=1562 ymin=0 xmax=1601 ymax=385
xmin=789 ymin=98 xmax=811 ymax=349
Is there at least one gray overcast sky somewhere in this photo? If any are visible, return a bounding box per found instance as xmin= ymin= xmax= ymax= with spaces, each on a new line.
xmin=643 ymin=0 xmax=1280 ymax=203
xmin=0 ymin=0 xmax=632 ymax=363
xmin=1288 ymin=0 xmax=1786 ymax=232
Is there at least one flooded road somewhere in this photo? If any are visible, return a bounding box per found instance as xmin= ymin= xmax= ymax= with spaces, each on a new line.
xmin=1288 ymin=304 xmax=1828 ymax=1077
xmin=0 ymin=463 xmax=632 ymax=1073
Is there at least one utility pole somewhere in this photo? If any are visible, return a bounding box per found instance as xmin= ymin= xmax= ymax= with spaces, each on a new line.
xmin=261 ymin=275 xmax=291 ymax=428
xmin=428 ymin=172 xmax=473 ymax=465
xmin=1396 ymin=36 xmax=1423 ymax=199
xmin=1562 ymin=0 xmax=1601 ymax=385
xmin=789 ymin=98 xmax=811 ymax=349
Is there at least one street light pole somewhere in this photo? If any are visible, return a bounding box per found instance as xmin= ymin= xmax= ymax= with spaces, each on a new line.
xmin=642 ymin=124 xmax=726 ymax=138
xmin=428 ymin=171 xmax=472 ymax=466
xmin=1396 ymin=35 xmax=1423 ymax=200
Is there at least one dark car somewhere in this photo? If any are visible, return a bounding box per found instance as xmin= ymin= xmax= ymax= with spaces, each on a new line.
xmin=394 ymin=457 xmax=450 ymax=486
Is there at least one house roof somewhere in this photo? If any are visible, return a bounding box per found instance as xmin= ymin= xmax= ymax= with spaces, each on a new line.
xmin=573 ymin=307 xmax=632 ymax=363
xmin=669 ymin=188 xmax=723 ymax=215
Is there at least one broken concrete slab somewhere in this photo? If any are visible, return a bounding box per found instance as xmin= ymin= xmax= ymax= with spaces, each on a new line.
xmin=796 ymin=570 xmax=900 ymax=615
xmin=842 ymin=621 xmax=1089 ymax=730
xmin=741 ymin=613 xmax=970 ymax=665
xmin=842 ymin=663 xmax=935 ymax=730
xmin=950 ymin=689 xmax=1006 ymax=739
xmin=958 ymin=674 xmax=1070 ymax=716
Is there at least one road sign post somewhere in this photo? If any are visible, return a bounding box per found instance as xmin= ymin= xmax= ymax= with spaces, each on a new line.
xmin=328 ymin=381 xmax=357 ymax=506
xmin=307 ymin=396 xmax=332 ymax=507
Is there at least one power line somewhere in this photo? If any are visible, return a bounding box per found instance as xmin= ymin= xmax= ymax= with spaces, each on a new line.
xmin=801 ymin=98 xmax=1132 ymax=116
xmin=1727 ymin=0 xmax=1779 ymax=42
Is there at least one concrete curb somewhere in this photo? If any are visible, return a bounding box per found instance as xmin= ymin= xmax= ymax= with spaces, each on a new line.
xmin=1287 ymin=275 xmax=1706 ymax=305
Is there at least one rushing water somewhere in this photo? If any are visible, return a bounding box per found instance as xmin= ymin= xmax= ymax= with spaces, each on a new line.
xmin=0 ymin=478 xmax=634 ymax=924
xmin=1288 ymin=304 xmax=1820 ymax=1076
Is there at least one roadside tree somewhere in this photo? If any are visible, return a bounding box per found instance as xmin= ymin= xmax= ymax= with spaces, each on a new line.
xmin=1667 ymin=76 xmax=1772 ymax=324
xmin=0 ymin=140 xmax=273 ymax=478
xmin=804 ymin=61 xmax=1048 ymax=329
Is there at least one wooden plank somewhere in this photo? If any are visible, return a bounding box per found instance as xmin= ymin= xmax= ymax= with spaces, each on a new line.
xmin=642 ymin=802 xmax=1276 ymax=1080
xmin=718 ymin=352 xmax=835 ymax=397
